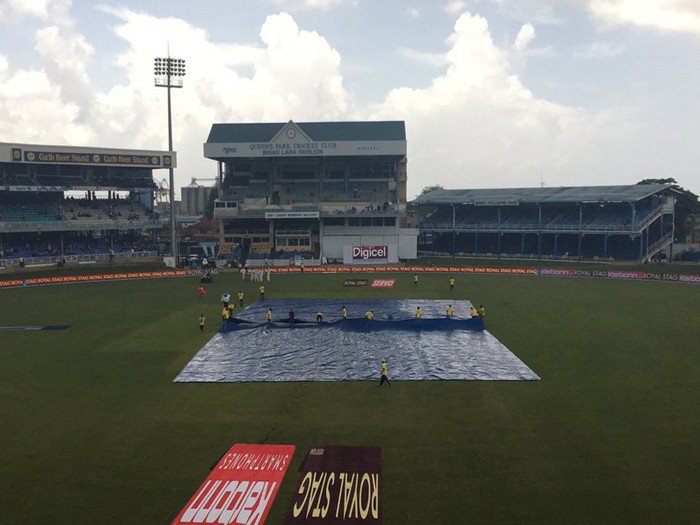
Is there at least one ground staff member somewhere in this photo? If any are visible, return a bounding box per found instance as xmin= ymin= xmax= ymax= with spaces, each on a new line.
xmin=365 ymin=310 xmax=374 ymax=320
xmin=259 ymin=284 xmax=265 ymax=300
xmin=342 ymin=305 xmax=347 ymax=319
xmin=446 ymin=305 xmax=453 ymax=318
xmin=379 ymin=360 xmax=391 ymax=386
xmin=238 ymin=291 xmax=244 ymax=307
xmin=415 ymin=307 xmax=422 ymax=319
xmin=199 ymin=313 xmax=206 ymax=333
xmin=470 ymin=306 xmax=479 ymax=318
xmin=449 ymin=277 xmax=455 ymax=290
xmin=414 ymin=274 xmax=418 ymax=286
xmin=267 ymin=308 xmax=272 ymax=322
xmin=222 ymin=307 xmax=230 ymax=322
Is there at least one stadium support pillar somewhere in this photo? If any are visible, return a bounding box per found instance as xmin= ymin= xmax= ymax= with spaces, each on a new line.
xmin=645 ymin=226 xmax=649 ymax=258
xmin=603 ymin=234 xmax=608 ymax=259
xmin=639 ymin=231 xmax=644 ymax=261
xmin=554 ymin=233 xmax=558 ymax=257
xmin=521 ymin=233 xmax=525 ymax=255
xmin=670 ymin=200 xmax=676 ymax=261
xmin=474 ymin=232 xmax=478 ymax=254
xmin=631 ymin=203 xmax=636 ymax=228
xmin=537 ymin=203 xmax=542 ymax=275
xmin=497 ymin=207 xmax=501 ymax=259
xmin=60 ymin=233 xmax=64 ymax=257
xmin=578 ymin=203 xmax=583 ymax=262
xmin=451 ymin=205 xmax=456 ymax=256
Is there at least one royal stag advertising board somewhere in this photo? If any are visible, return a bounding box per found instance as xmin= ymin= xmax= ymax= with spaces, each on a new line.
xmin=342 ymin=245 xmax=398 ymax=265
xmin=286 ymin=446 xmax=382 ymax=524
xmin=172 ymin=443 xmax=295 ymax=525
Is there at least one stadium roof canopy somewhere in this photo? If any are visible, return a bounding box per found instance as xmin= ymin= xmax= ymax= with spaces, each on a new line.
xmin=206 ymin=120 xmax=406 ymax=143
xmin=412 ymin=184 xmax=677 ymax=205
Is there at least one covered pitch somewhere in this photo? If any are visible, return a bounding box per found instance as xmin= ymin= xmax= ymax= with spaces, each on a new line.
xmin=174 ymin=300 xmax=539 ymax=383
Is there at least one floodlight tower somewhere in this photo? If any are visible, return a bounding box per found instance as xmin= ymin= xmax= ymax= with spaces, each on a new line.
xmin=154 ymin=55 xmax=185 ymax=261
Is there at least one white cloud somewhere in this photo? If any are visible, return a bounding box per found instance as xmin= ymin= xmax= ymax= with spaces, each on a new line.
xmin=406 ymin=6 xmax=421 ymax=19
xmin=397 ymin=47 xmax=449 ymax=67
xmin=272 ymin=0 xmax=355 ymax=10
xmin=369 ymin=11 xmax=634 ymax=193
xmin=0 ymin=0 xmax=70 ymax=20
xmin=574 ymin=40 xmax=626 ymax=59
xmin=586 ymin=0 xmax=700 ymax=35
xmin=513 ymin=22 xmax=536 ymax=53
xmin=443 ymin=0 xmax=467 ymax=16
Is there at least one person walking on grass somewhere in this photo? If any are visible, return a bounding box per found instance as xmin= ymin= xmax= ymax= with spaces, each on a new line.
xmin=414 ymin=273 xmax=418 ymax=287
xmin=199 ymin=313 xmax=206 ymax=333
xmin=238 ymin=290 xmax=244 ymax=307
xmin=259 ymin=284 xmax=265 ymax=300
xmin=449 ymin=277 xmax=455 ymax=291
xmin=379 ymin=360 xmax=391 ymax=386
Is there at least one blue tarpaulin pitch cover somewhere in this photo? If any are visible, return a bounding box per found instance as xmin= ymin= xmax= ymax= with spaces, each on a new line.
xmin=174 ymin=300 xmax=539 ymax=382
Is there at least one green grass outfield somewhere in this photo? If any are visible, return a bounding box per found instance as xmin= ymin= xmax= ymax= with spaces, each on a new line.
xmin=0 ymin=271 xmax=698 ymax=523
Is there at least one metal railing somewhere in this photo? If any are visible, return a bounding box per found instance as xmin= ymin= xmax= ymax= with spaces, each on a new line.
xmin=0 ymin=250 xmax=159 ymax=268
xmin=0 ymin=218 xmax=161 ymax=233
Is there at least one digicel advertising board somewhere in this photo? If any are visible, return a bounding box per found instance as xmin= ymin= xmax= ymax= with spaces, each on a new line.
xmin=352 ymin=246 xmax=388 ymax=261
xmin=172 ymin=443 xmax=295 ymax=525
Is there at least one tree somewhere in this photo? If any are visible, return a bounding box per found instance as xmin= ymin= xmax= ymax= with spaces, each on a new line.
xmin=637 ymin=178 xmax=699 ymax=242
xmin=203 ymin=187 xmax=219 ymax=220
xmin=419 ymin=184 xmax=444 ymax=197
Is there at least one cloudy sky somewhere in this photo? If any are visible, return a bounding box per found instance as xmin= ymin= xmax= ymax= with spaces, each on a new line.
xmin=0 ymin=0 xmax=699 ymax=197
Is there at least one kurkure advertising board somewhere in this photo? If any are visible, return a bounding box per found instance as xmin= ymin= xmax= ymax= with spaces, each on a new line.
xmin=285 ymin=446 xmax=382 ymax=524
xmin=173 ymin=443 xmax=295 ymax=525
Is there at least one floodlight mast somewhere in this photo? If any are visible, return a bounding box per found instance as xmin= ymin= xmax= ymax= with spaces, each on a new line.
xmin=154 ymin=56 xmax=185 ymax=263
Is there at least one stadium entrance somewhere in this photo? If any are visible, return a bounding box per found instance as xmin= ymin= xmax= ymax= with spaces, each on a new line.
xmin=0 ymin=142 xmax=175 ymax=268
xmin=204 ymin=120 xmax=418 ymax=266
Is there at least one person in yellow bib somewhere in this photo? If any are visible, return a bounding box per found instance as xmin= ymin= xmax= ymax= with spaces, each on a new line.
xmin=259 ymin=284 xmax=265 ymax=300
xmin=479 ymin=304 xmax=486 ymax=317
xmin=446 ymin=305 xmax=453 ymax=318
xmin=415 ymin=306 xmax=422 ymax=319
xmin=228 ymin=302 xmax=235 ymax=317
xmin=449 ymin=277 xmax=455 ymax=290
xmin=342 ymin=305 xmax=347 ymax=319
xmin=414 ymin=274 xmax=418 ymax=286
xmin=365 ymin=310 xmax=374 ymax=320
xmin=379 ymin=360 xmax=391 ymax=386
xmin=267 ymin=308 xmax=272 ymax=322
xmin=237 ymin=291 xmax=244 ymax=307
xmin=222 ymin=307 xmax=230 ymax=321
xmin=198 ymin=313 xmax=206 ymax=333
xmin=470 ymin=306 xmax=479 ymax=318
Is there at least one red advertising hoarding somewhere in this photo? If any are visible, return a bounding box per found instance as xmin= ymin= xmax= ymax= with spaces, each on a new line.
xmin=173 ymin=443 xmax=295 ymax=525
